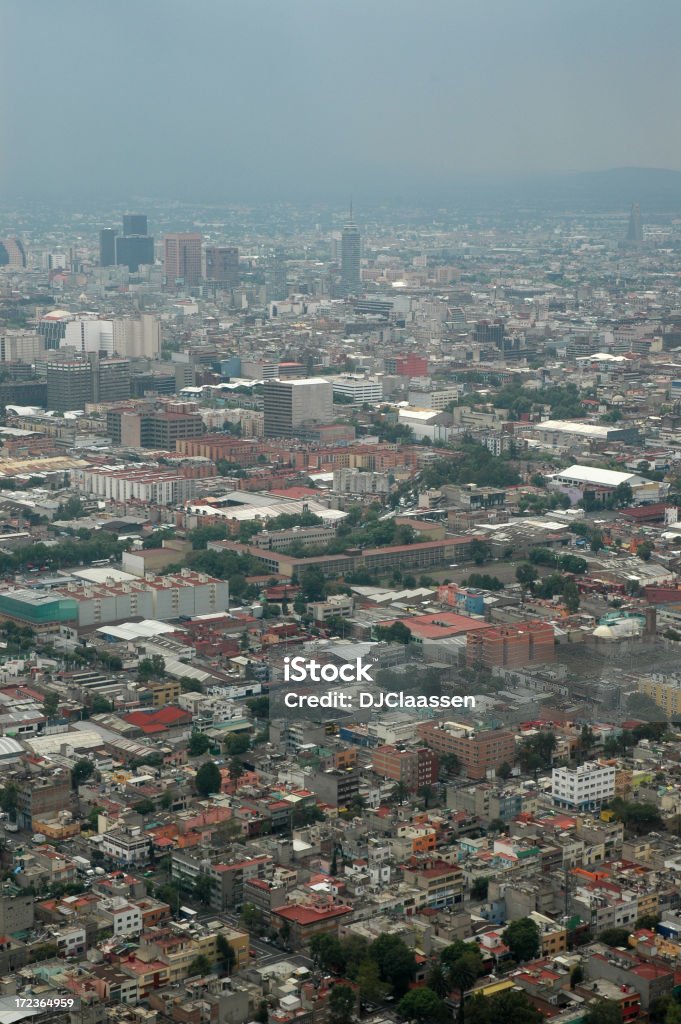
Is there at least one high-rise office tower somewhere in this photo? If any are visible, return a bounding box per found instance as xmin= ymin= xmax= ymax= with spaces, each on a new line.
xmin=263 ymin=378 xmax=333 ymax=438
xmin=115 ymin=234 xmax=155 ymax=272
xmin=46 ymin=355 xmax=131 ymax=411
xmin=0 ymin=239 xmax=26 ymax=268
xmin=99 ymin=229 xmax=117 ymax=267
xmin=205 ymin=246 xmax=239 ymax=286
xmin=46 ymin=359 xmax=95 ymax=411
xmin=340 ymin=209 xmax=361 ymax=293
xmin=164 ymin=233 xmax=203 ymax=288
xmin=626 ymin=203 xmax=643 ymax=244
xmin=122 ymin=213 xmax=148 ymax=236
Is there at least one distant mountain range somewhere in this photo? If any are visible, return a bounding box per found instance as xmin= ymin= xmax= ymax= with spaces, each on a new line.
xmin=429 ymin=167 xmax=681 ymax=215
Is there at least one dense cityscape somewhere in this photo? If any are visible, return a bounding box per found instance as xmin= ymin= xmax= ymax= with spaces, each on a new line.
xmin=3 ymin=0 xmax=681 ymax=1018
xmin=0 ymin=188 xmax=680 ymax=1024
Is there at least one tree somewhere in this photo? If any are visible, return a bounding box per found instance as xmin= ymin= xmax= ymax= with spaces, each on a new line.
xmin=189 ymin=731 xmax=211 ymax=757
xmin=188 ymin=954 xmax=212 ymax=977
xmin=391 ymin=780 xmax=409 ymax=805
xmin=300 ymin=566 xmax=326 ymax=602
xmin=229 ymin=757 xmax=244 ymax=783
xmin=240 ymin=903 xmax=265 ymax=935
xmin=133 ymin=798 xmax=155 ymax=816
xmin=426 ymin=963 xmax=449 ymax=999
xmin=156 ymin=882 xmax=180 ymax=911
xmin=216 ymin=933 xmax=236 ymax=974
xmin=502 ymin=917 xmax=540 ymax=963
xmin=440 ymin=752 xmax=461 ymax=775
xmin=570 ymin=964 xmax=584 ymax=989
xmin=666 ymin=1003 xmax=681 ymax=1024
xmin=369 ymin=933 xmax=416 ymax=997
xmin=194 ymin=872 xmax=213 ymax=906
xmin=626 ymin=691 xmax=666 ymax=724
xmin=583 ymin=999 xmax=624 ymax=1024
xmin=340 ymin=934 xmax=371 ymax=979
xmin=329 ymin=984 xmax=355 ymax=1024
xmin=357 ymin=958 xmax=388 ymax=1003
xmin=637 ymin=541 xmax=654 ymax=562
xmin=72 ymin=758 xmax=94 ymax=789
xmin=254 ymin=1001 xmax=269 ymax=1024
xmin=195 ymin=761 xmax=222 ymax=797
xmin=375 ymin=621 xmax=412 ymax=645
xmin=448 ymin=951 xmax=484 ymax=1024
xmin=43 ymin=691 xmax=59 ymax=719
xmin=598 ymin=927 xmax=631 ymax=948
xmin=516 ymin=563 xmax=538 ymax=590
xmin=497 ymin=762 xmax=512 ymax=780
xmin=137 ymin=654 xmax=166 ymax=681
xmin=246 ymin=696 xmax=270 ymax=719
xmin=398 ymin=988 xmax=447 ymax=1023
xmin=465 ymin=990 xmax=542 ymax=1024
xmin=636 ymin=913 xmax=660 ymax=930
xmin=471 ymin=877 xmax=489 ymax=901
xmin=310 ymin=933 xmax=345 ymax=974
xmin=563 ymin=579 xmax=580 ymax=613
xmin=469 ymin=540 xmax=491 ymax=566
xmin=224 ymin=733 xmax=250 ymax=756
xmin=91 ymin=694 xmax=113 ymax=714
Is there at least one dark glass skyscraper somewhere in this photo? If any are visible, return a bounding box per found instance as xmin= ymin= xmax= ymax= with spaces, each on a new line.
xmin=115 ymin=234 xmax=155 ymax=272
xmin=99 ymin=229 xmax=117 ymax=267
xmin=122 ymin=213 xmax=148 ymax=236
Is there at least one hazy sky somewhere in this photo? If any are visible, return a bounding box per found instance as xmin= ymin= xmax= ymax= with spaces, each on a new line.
xmin=1 ymin=0 xmax=679 ymax=202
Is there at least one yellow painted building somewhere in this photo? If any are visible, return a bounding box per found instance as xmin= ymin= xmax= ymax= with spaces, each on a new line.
xmin=148 ymin=680 xmax=181 ymax=708
xmin=639 ymin=677 xmax=681 ymax=717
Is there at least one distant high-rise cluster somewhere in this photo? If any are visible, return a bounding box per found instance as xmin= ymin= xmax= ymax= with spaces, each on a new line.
xmin=99 ymin=213 xmax=154 ymax=272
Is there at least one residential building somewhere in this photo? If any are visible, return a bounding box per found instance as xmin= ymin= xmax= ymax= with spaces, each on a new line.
xmin=272 ymin=900 xmax=352 ymax=949
xmin=372 ymin=745 xmax=439 ymax=791
xmin=552 ymin=762 xmax=616 ymax=811
xmin=416 ymin=722 xmax=516 ymax=780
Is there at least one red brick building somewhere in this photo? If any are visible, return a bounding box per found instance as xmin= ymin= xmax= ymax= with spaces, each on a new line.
xmin=372 ymin=745 xmax=439 ymax=791
xmin=416 ymin=722 xmax=515 ymax=780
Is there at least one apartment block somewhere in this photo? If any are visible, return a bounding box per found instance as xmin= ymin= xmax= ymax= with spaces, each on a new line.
xmin=416 ymin=722 xmax=515 ymax=780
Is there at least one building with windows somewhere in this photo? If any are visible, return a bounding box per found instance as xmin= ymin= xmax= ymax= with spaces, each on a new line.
xmin=263 ymin=378 xmax=333 ymax=438
xmin=372 ymin=745 xmax=439 ymax=791
xmin=272 ymin=900 xmax=352 ymax=949
xmin=205 ymin=245 xmax=239 ymax=286
xmin=101 ymin=827 xmax=151 ymax=866
xmin=416 ymin=722 xmax=515 ymax=780
xmin=164 ymin=233 xmax=202 ymax=288
xmin=331 ymin=374 xmax=383 ymax=404
xmin=340 ymin=217 xmax=361 ymax=292
xmin=0 ymin=238 xmax=26 ymax=268
xmin=99 ymin=229 xmax=117 ymax=267
xmin=552 ymin=762 xmax=616 ymax=811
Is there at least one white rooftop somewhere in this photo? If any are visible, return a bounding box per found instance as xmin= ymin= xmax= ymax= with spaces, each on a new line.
xmin=96 ymin=619 xmax=179 ymax=642
xmin=551 ymin=464 xmax=639 ymax=487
